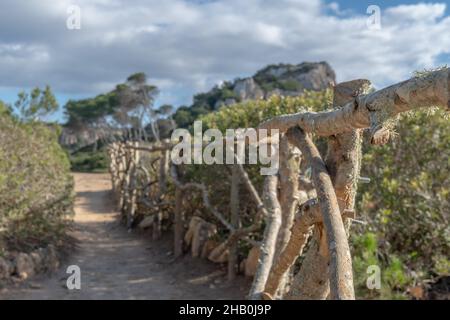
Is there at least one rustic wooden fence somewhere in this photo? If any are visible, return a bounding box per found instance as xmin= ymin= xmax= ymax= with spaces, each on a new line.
xmin=106 ymin=68 xmax=450 ymax=300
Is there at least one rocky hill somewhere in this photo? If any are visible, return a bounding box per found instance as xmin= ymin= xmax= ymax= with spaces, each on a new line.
xmin=173 ymin=61 xmax=336 ymax=128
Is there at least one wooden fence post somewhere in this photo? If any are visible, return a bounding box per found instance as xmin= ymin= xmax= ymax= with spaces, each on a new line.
xmin=273 ymin=135 xmax=301 ymax=296
xmin=159 ymin=140 xmax=170 ymax=196
xmin=174 ymin=185 xmax=184 ymax=258
xmin=126 ymin=141 xmax=139 ymax=229
xmin=249 ymin=175 xmax=281 ymax=299
xmin=287 ymin=127 xmax=355 ymax=300
xmin=286 ymin=80 xmax=370 ymax=300
xmin=228 ymin=164 xmax=240 ymax=281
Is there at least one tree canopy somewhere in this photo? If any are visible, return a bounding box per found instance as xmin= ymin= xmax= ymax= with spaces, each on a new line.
xmin=14 ymin=85 xmax=59 ymax=122
xmin=63 ymin=72 xmax=174 ymax=148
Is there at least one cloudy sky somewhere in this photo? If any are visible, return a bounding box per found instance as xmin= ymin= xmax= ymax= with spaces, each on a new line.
xmin=0 ymin=0 xmax=449 ymax=121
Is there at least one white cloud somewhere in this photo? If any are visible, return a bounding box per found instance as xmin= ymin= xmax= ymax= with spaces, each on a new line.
xmin=254 ymin=23 xmax=285 ymax=47
xmin=385 ymin=3 xmax=446 ymax=22
xmin=0 ymin=0 xmax=449 ymax=107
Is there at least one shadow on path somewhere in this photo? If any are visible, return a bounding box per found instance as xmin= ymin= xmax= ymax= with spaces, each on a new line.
xmin=0 ymin=173 xmax=250 ymax=300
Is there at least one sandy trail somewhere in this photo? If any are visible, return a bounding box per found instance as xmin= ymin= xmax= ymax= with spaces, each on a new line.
xmin=1 ymin=173 xmax=248 ymax=300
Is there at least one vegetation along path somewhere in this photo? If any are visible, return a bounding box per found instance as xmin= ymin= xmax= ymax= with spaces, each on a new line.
xmin=1 ymin=173 xmax=248 ymax=300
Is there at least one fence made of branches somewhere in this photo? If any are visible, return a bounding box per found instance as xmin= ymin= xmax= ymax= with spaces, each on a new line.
xmin=107 ymin=68 xmax=450 ymax=300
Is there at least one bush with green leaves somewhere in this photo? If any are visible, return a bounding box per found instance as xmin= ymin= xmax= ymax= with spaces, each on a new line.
xmin=70 ymin=149 xmax=109 ymax=173
xmin=0 ymin=113 xmax=74 ymax=254
xmin=352 ymin=232 xmax=412 ymax=299
xmin=200 ymin=90 xmax=331 ymax=130
xmin=354 ymin=109 xmax=449 ymax=298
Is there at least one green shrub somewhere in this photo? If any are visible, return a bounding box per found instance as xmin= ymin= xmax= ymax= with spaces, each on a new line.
xmin=200 ymin=90 xmax=332 ymax=131
xmin=0 ymin=113 xmax=74 ymax=253
xmin=70 ymin=149 xmax=109 ymax=172
xmin=279 ymin=79 xmax=303 ymax=91
xmin=356 ymin=110 xmax=449 ymax=286
xmin=352 ymin=232 xmax=411 ymax=299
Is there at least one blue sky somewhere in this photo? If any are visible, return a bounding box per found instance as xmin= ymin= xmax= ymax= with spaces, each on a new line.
xmin=328 ymin=0 xmax=450 ymax=13
xmin=1 ymin=0 xmax=449 ymax=122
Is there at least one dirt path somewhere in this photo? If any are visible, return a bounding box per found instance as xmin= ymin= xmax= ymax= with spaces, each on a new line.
xmin=1 ymin=173 xmax=249 ymax=300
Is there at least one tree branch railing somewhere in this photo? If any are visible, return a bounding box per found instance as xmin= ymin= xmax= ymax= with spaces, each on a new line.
xmin=106 ymin=67 xmax=449 ymax=300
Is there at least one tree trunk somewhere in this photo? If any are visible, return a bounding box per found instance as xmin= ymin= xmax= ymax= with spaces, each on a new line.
xmin=150 ymin=120 xmax=160 ymax=142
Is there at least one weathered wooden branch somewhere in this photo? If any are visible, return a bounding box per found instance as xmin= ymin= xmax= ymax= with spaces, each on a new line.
xmin=276 ymin=138 xmax=301 ymax=251
xmin=234 ymin=162 xmax=266 ymax=213
xmin=287 ymin=126 xmax=355 ymax=300
xmin=285 ymin=227 xmax=330 ymax=299
xmin=138 ymin=198 xmax=171 ymax=209
xmin=228 ymin=165 xmax=241 ymax=281
xmin=137 ymin=166 xmax=151 ymax=185
xmin=249 ymin=175 xmax=282 ymax=300
xmin=263 ymin=199 xmax=321 ymax=298
xmin=260 ymin=68 xmax=450 ymax=143
xmin=286 ymin=79 xmax=371 ymax=300
xmin=273 ymin=135 xmax=301 ymax=296
xmin=326 ymin=80 xmax=369 ymax=213
xmin=126 ymin=142 xmax=139 ymax=229
xmin=159 ymin=145 xmax=170 ymax=196
xmin=208 ymin=162 xmax=268 ymax=261
xmin=170 ymin=164 xmax=233 ymax=231
xmin=125 ymin=143 xmax=173 ymax=153
xmin=169 ymin=159 xmax=268 ymax=262
xmin=174 ymin=186 xmax=184 ymax=258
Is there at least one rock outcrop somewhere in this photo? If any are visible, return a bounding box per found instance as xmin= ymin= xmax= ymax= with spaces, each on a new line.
xmin=173 ymin=61 xmax=336 ymax=128
xmin=198 ymin=61 xmax=335 ymax=111
xmin=233 ymin=78 xmax=265 ymax=101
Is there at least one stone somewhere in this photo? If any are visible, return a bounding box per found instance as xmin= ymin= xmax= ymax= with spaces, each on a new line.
xmin=138 ymin=216 xmax=154 ymax=229
xmin=200 ymin=239 xmax=219 ymax=259
xmin=291 ymin=62 xmax=336 ymax=90
xmin=0 ymin=257 xmax=13 ymax=279
xmin=209 ymin=248 xmax=228 ymax=263
xmin=192 ymin=61 xmax=336 ymax=112
xmin=185 ymin=216 xmax=218 ymax=258
xmin=15 ymin=253 xmax=35 ymax=279
xmin=233 ymin=78 xmax=264 ymax=101
xmin=30 ymin=251 xmax=44 ymax=273
xmin=44 ymin=245 xmax=60 ymax=271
